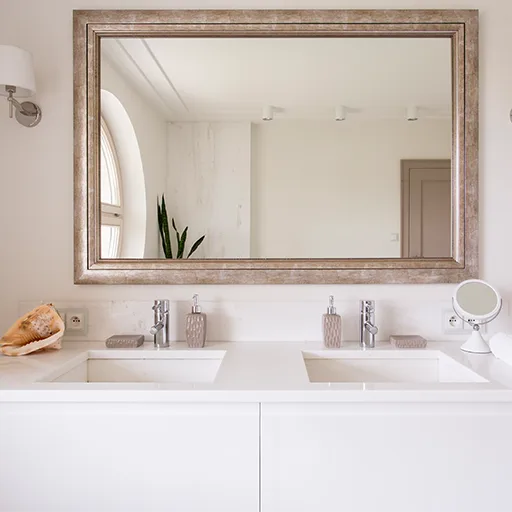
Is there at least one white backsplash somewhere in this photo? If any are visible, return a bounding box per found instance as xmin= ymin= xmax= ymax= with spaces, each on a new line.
xmin=18 ymin=299 xmax=510 ymax=343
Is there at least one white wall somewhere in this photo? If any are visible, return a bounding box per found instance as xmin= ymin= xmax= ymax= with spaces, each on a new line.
xmin=251 ymin=119 xmax=451 ymax=258
xmin=101 ymin=89 xmax=147 ymax=258
xmin=101 ymin=57 xmax=168 ymax=258
xmin=167 ymin=122 xmax=251 ymax=258
xmin=0 ymin=0 xmax=511 ymax=340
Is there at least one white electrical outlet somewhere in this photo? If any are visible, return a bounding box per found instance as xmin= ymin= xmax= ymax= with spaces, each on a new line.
xmin=62 ymin=308 xmax=88 ymax=336
xmin=442 ymin=309 xmax=465 ymax=334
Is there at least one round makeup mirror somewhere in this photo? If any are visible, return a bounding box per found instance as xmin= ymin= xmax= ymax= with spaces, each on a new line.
xmin=452 ymin=279 xmax=502 ymax=354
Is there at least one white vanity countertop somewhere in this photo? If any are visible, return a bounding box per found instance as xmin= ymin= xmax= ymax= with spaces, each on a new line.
xmin=2 ymin=340 xmax=512 ymax=402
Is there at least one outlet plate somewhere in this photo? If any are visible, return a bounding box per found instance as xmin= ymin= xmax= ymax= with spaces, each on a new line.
xmin=442 ymin=309 xmax=465 ymax=334
xmin=441 ymin=309 xmax=487 ymax=334
xmin=61 ymin=308 xmax=88 ymax=336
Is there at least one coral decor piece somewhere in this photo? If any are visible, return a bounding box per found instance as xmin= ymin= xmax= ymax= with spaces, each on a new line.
xmin=0 ymin=304 xmax=65 ymax=356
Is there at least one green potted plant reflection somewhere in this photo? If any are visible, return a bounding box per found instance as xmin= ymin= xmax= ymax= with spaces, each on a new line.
xmin=157 ymin=195 xmax=206 ymax=259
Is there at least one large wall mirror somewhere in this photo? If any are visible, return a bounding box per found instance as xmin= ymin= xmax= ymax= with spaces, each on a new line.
xmin=74 ymin=9 xmax=478 ymax=284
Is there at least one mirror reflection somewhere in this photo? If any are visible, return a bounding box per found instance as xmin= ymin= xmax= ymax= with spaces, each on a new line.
xmin=100 ymin=37 xmax=452 ymax=259
xmin=455 ymin=282 xmax=500 ymax=317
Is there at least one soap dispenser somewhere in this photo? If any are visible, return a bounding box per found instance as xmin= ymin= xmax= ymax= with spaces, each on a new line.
xmin=323 ymin=295 xmax=342 ymax=348
xmin=185 ymin=294 xmax=207 ymax=348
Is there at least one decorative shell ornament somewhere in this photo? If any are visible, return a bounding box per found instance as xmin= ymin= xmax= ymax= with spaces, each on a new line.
xmin=0 ymin=304 xmax=65 ymax=356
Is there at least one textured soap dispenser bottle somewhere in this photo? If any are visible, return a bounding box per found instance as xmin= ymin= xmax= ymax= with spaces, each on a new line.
xmin=323 ymin=295 xmax=343 ymax=348
xmin=185 ymin=294 xmax=207 ymax=348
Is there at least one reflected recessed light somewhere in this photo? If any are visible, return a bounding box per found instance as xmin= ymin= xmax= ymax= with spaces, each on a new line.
xmin=262 ymin=106 xmax=274 ymax=121
xmin=335 ymin=105 xmax=347 ymax=121
xmin=407 ymin=106 xmax=419 ymax=121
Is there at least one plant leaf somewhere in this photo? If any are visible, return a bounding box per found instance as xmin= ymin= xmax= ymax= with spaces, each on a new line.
xmin=171 ymin=217 xmax=180 ymax=252
xmin=187 ymin=235 xmax=205 ymax=258
xmin=157 ymin=200 xmax=166 ymax=257
xmin=157 ymin=200 xmax=162 ymax=236
xmin=177 ymin=226 xmax=188 ymax=259
xmin=162 ymin=217 xmax=172 ymax=259
xmin=160 ymin=195 xmax=172 ymax=258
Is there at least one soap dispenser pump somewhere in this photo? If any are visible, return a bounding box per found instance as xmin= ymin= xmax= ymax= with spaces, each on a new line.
xmin=185 ymin=294 xmax=207 ymax=348
xmin=323 ymin=295 xmax=343 ymax=348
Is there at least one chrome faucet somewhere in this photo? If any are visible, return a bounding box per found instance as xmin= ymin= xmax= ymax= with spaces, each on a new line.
xmin=360 ymin=300 xmax=378 ymax=349
xmin=150 ymin=299 xmax=170 ymax=348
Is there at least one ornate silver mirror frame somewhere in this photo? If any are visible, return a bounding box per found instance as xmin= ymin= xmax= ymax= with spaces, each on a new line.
xmin=74 ymin=9 xmax=478 ymax=285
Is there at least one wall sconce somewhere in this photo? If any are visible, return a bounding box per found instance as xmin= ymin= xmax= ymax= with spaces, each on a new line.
xmin=0 ymin=45 xmax=42 ymax=127
xmin=406 ymin=105 xmax=419 ymax=121
xmin=335 ymin=105 xmax=347 ymax=121
xmin=262 ymin=105 xmax=274 ymax=121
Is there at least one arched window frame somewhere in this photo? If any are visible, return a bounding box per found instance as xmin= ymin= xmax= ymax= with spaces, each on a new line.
xmin=100 ymin=117 xmax=123 ymax=258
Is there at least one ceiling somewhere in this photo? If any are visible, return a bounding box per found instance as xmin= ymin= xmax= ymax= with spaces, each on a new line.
xmin=101 ymin=37 xmax=452 ymax=122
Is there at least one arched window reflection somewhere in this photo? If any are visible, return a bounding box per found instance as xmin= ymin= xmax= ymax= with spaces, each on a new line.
xmin=100 ymin=117 xmax=123 ymax=258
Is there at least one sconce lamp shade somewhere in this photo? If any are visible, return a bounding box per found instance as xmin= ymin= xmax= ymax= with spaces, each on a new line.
xmin=0 ymin=45 xmax=37 ymax=97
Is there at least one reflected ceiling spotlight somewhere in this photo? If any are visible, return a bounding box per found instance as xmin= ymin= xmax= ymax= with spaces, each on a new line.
xmin=407 ymin=105 xmax=419 ymax=121
xmin=335 ymin=105 xmax=347 ymax=121
xmin=262 ymin=105 xmax=274 ymax=121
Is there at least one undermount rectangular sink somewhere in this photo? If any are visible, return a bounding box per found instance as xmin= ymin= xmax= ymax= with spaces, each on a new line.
xmin=302 ymin=350 xmax=487 ymax=384
xmin=43 ymin=350 xmax=226 ymax=384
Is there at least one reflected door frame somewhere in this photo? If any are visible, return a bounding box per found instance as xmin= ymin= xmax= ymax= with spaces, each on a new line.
xmin=401 ymin=159 xmax=451 ymax=258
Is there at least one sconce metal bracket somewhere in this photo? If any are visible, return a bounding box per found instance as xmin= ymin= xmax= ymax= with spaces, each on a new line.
xmin=5 ymin=85 xmax=42 ymax=127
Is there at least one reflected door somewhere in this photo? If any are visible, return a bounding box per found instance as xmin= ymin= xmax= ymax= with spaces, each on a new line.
xmin=401 ymin=160 xmax=451 ymax=258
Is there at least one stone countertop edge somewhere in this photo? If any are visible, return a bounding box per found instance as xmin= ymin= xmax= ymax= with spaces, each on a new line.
xmin=1 ymin=340 xmax=512 ymax=402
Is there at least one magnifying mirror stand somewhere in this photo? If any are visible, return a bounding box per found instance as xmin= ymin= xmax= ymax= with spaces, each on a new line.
xmin=461 ymin=324 xmax=491 ymax=354
xmin=452 ymin=297 xmax=503 ymax=354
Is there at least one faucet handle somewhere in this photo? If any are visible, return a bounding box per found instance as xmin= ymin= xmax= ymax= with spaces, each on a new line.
xmin=365 ymin=323 xmax=379 ymax=335
xmin=149 ymin=323 xmax=162 ymax=335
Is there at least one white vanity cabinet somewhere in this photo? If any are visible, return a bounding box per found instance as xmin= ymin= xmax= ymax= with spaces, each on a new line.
xmin=4 ymin=398 xmax=512 ymax=512
xmin=0 ymin=402 xmax=259 ymax=512
xmin=261 ymin=402 xmax=512 ymax=512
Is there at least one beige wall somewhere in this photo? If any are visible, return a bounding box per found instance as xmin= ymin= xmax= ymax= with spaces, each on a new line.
xmin=0 ymin=0 xmax=511 ymax=335
xmin=251 ymin=119 xmax=451 ymax=258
